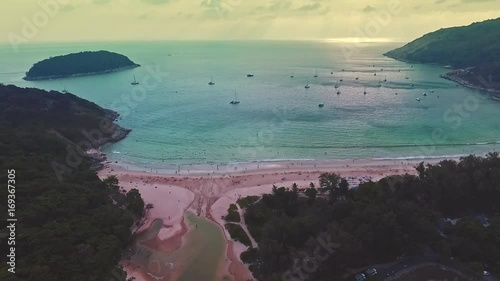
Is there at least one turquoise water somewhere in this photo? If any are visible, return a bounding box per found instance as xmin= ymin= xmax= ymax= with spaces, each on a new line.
xmin=1 ymin=41 xmax=500 ymax=167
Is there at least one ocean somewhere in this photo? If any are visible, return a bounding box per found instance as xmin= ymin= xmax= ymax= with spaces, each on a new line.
xmin=1 ymin=40 xmax=500 ymax=168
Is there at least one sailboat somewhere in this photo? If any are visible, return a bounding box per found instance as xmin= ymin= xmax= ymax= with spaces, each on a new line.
xmin=208 ymin=76 xmax=215 ymax=85
xmin=331 ymin=69 xmax=334 ymax=75
xmin=363 ymin=87 xmax=367 ymax=95
xmin=290 ymin=72 xmax=294 ymax=78
xmin=62 ymin=84 xmax=68 ymax=93
xmin=305 ymin=79 xmax=310 ymax=89
xmin=314 ymin=68 xmax=318 ymax=78
xmin=337 ymin=86 xmax=341 ymax=95
xmin=377 ymin=80 xmax=382 ymax=87
xmin=230 ymin=91 xmax=240 ymax=104
xmin=131 ymin=75 xmax=139 ymax=85
xmin=383 ymin=76 xmax=387 ymax=82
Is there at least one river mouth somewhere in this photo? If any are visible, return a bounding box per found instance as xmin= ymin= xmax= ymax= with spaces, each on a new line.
xmin=129 ymin=212 xmax=228 ymax=281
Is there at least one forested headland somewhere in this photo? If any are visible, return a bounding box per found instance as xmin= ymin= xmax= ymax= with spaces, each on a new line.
xmin=24 ymin=51 xmax=140 ymax=81
xmin=0 ymin=84 xmax=143 ymax=281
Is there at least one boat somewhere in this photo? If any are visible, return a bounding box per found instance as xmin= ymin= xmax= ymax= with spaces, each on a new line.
xmin=334 ymin=84 xmax=340 ymax=89
xmin=410 ymin=83 xmax=414 ymax=87
xmin=305 ymin=79 xmax=310 ymax=89
xmin=62 ymin=84 xmax=68 ymax=93
xmin=230 ymin=91 xmax=240 ymax=104
xmin=337 ymin=87 xmax=341 ymax=95
xmin=247 ymin=74 xmax=254 ymax=77
xmin=290 ymin=72 xmax=294 ymax=78
xmin=377 ymin=80 xmax=382 ymax=87
xmin=423 ymin=92 xmax=427 ymax=96
xmin=405 ymin=77 xmax=409 ymax=79
xmin=208 ymin=76 xmax=215 ymax=85
xmin=355 ymin=77 xmax=359 ymax=80
xmin=395 ymin=92 xmax=398 ymax=95
xmin=131 ymin=75 xmax=139 ymax=85
xmin=429 ymin=90 xmax=435 ymax=93
xmin=416 ymin=97 xmax=421 ymax=101
xmin=318 ymin=103 xmax=325 ymax=108
xmin=331 ymin=69 xmax=334 ymax=74
xmin=383 ymin=76 xmax=387 ymax=82
xmin=363 ymin=87 xmax=367 ymax=95
xmin=339 ymin=75 xmax=343 ymax=82
xmin=374 ymin=72 xmax=377 ymax=76
xmin=314 ymin=68 xmax=318 ymax=78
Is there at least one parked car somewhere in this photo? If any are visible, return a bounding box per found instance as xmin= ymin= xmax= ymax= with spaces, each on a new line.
xmin=355 ymin=273 xmax=367 ymax=281
xmin=365 ymin=268 xmax=378 ymax=276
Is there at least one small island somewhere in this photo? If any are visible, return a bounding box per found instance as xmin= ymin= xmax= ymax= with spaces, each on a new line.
xmin=385 ymin=17 xmax=500 ymax=94
xmin=23 ymin=50 xmax=140 ymax=81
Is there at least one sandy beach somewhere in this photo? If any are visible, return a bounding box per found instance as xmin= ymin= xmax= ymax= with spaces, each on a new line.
xmin=97 ymin=157 xmax=456 ymax=281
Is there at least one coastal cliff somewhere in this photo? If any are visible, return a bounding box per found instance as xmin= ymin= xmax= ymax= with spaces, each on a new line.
xmin=23 ymin=50 xmax=140 ymax=80
xmin=0 ymin=84 xmax=131 ymax=148
xmin=384 ymin=18 xmax=500 ymax=94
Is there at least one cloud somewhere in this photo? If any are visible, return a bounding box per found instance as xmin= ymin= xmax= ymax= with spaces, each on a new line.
xmin=93 ymin=0 xmax=110 ymax=4
xmin=267 ymin=1 xmax=293 ymax=12
xmin=296 ymin=3 xmax=321 ymax=11
xmin=60 ymin=4 xmax=76 ymax=12
xmin=362 ymin=5 xmax=376 ymax=12
xmin=141 ymin=0 xmax=171 ymax=5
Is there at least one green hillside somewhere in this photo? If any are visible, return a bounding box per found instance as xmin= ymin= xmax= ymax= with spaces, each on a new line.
xmin=385 ymin=18 xmax=500 ymax=68
xmin=0 ymin=84 xmax=141 ymax=281
xmin=24 ymin=51 xmax=140 ymax=80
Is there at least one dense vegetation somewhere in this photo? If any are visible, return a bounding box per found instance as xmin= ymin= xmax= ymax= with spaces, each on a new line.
xmin=242 ymin=155 xmax=500 ymax=281
xmin=224 ymin=203 xmax=241 ymax=223
xmin=0 ymin=84 xmax=143 ymax=281
xmin=24 ymin=51 xmax=140 ymax=80
xmin=225 ymin=223 xmax=252 ymax=247
xmin=237 ymin=196 xmax=260 ymax=209
xmin=0 ymin=84 xmax=130 ymax=148
xmin=384 ymin=18 xmax=500 ymax=68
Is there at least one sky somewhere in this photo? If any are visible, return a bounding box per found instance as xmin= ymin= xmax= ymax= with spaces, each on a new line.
xmin=2 ymin=0 xmax=500 ymax=43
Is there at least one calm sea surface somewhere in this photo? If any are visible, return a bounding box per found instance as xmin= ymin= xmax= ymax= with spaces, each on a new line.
xmin=1 ymin=41 xmax=499 ymax=168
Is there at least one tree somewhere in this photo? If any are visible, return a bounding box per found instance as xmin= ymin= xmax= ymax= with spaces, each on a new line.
xmin=126 ymin=189 xmax=145 ymax=217
xmin=103 ymin=175 xmax=120 ymax=192
xmin=339 ymin=178 xmax=349 ymax=196
xmin=304 ymin=187 xmax=318 ymax=204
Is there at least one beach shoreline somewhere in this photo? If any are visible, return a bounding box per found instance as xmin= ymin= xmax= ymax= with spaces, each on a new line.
xmin=96 ymin=155 xmax=466 ymax=281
